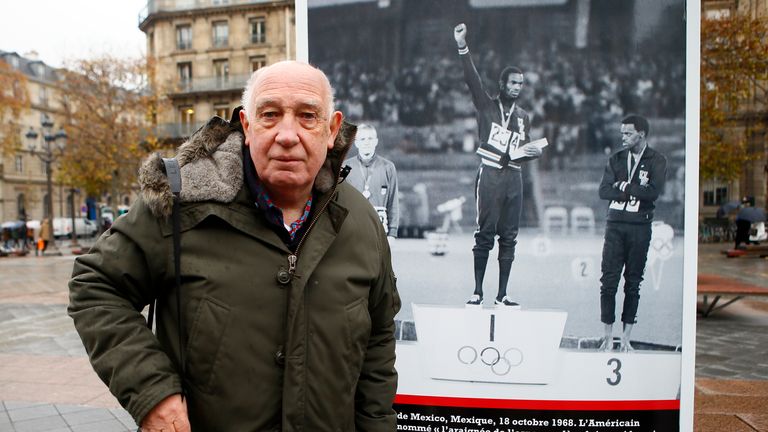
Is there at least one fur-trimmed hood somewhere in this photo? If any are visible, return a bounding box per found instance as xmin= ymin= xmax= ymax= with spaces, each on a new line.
xmin=138 ymin=110 xmax=357 ymax=219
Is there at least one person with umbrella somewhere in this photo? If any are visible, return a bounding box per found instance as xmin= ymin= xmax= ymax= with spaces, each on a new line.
xmin=734 ymin=196 xmax=766 ymax=249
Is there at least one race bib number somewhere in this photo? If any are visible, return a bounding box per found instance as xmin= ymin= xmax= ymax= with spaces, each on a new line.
xmin=517 ymin=118 xmax=526 ymax=141
xmin=374 ymin=206 xmax=388 ymax=232
xmin=609 ymin=196 xmax=639 ymax=213
xmin=487 ymin=122 xmax=512 ymax=152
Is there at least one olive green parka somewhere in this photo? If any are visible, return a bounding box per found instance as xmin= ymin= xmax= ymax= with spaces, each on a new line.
xmin=68 ymin=113 xmax=401 ymax=431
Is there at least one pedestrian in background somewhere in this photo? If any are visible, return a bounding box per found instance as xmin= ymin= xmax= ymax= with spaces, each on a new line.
xmin=39 ymin=218 xmax=52 ymax=255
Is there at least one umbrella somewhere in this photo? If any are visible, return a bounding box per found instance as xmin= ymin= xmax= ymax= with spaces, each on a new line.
xmin=737 ymin=206 xmax=767 ymax=223
xmin=716 ymin=201 xmax=740 ymax=218
xmin=1 ymin=220 xmax=25 ymax=229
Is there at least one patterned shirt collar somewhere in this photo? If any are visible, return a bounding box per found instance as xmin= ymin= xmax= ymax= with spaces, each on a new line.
xmin=252 ymin=180 xmax=312 ymax=241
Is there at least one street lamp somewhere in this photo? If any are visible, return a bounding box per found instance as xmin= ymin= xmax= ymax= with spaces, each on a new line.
xmin=68 ymin=187 xmax=80 ymax=248
xmin=25 ymin=113 xmax=67 ymax=256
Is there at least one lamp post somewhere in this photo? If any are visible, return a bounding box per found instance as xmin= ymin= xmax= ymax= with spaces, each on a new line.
xmin=25 ymin=113 xmax=67 ymax=256
xmin=68 ymin=187 xmax=80 ymax=248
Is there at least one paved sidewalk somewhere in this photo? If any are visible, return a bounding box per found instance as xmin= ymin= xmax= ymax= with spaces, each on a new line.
xmin=0 ymin=240 xmax=139 ymax=431
xmin=0 ymin=241 xmax=766 ymax=431
xmin=694 ymin=243 xmax=768 ymax=431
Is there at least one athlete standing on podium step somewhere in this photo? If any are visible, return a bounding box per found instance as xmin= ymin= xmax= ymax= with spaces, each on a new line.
xmin=598 ymin=114 xmax=667 ymax=352
xmin=454 ymin=23 xmax=542 ymax=308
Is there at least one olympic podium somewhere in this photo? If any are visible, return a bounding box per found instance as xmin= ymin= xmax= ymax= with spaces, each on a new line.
xmin=412 ymin=304 xmax=567 ymax=384
xmin=401 ymin=304 xmax=682 ymax=401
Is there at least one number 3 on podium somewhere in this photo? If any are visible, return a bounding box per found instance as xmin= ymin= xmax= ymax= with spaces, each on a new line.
xmin=606 ymin=358 xmax=622 ymax=386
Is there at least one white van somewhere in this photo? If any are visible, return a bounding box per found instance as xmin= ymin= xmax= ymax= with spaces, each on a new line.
xmin=53 ymin=217 xmax=98 ymax=239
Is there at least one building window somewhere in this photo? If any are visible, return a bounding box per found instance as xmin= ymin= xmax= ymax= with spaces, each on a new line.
xmin=214 ymin=104 xmax=229 ymax=119
xmin=704 ymin=8 xmax=730 ymax=20
xmin=250 ymin=55 xmax=266 ymax=73
xmin=17 ymin=194 xmax=26 ymax=220
xmin=212 ymin=21 xmax=229 ymax=48
xmin=15 ymin=155 xmax=23 ymax=173
xmin=149 ymin=31 xmax=155 ymax=56
xmin=38 ymin=86 xmax=48 ymax=106
xmin=41 ymin=160 xmax=48 ymax=176
xmin=179 ymin=106 xmax=195 ymax=135
xmin=177 ymin=62 xmax=192 ymax=86
xmin=213 ymin=59 xmax=229 ymax=86
xmin=176 ymin=25 xmax=192 ymax=50
xmin=8 ymin=55 xmax=19 ymax=68
xmin=249 ymin=17 xmax=266 ymax=44
xmin=213 ymin=0 xmax=230 ymax=4
xmin=179 ymin=106 xmax=194 ymax=124
xmin=703 ymin=186 xmax=728 ymax=206
xmin=30 ymin=62 xmax=45 ymax=78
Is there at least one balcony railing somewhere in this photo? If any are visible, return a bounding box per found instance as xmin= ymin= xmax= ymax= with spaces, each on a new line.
xmin=154 ymin=121 xmax=208 ymax=139
xmin=174 ymin=74 xmax=250 ymax=94
xmin=140 ymin=0 xmax=275 ymax=25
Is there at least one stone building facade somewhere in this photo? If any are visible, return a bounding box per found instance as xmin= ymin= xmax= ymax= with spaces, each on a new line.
xmin=139 ymin=0 xmax=296 ymax=144
xmin=0 ymin=51 xmax=69 ymax=224
xmin=701 ymin=0 xmax=768 ymax=216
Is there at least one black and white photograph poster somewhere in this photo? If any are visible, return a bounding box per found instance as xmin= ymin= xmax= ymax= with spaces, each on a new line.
xmin=298 ymin=0 xmax=699 ymax=430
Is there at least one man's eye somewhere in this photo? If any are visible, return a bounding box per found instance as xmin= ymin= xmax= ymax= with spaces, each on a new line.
xmin=257 ymin=112 xmax=281 ymax=124
xmin=299 ymin=112 xmax=320 ymax=126
xmin=300 ymin=112 xmax=318 ymax=121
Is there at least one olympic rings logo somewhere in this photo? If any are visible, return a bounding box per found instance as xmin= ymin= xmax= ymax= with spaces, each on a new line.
xmin=457 ymin=345 xmax=524 ymax=376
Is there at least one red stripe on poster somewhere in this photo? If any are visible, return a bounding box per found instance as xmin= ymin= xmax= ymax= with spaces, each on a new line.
xmin=394 ymin=395 xmax=680 ymax=411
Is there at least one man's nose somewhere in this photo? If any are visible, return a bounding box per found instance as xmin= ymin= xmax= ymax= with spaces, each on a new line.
xmin=274 ymin=113 xmax=300 ymax=146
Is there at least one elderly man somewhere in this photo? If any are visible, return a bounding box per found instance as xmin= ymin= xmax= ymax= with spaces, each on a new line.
xmin=68 ymin=61 xmax=401 ymax=431
xmin=344 ymin=123 xmax=400 ymax=240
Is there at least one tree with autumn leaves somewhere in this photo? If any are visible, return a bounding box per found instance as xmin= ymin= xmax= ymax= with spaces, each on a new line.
xmin=57 ymin=55 xmax=166 ymax=204
xmin=0 ymin=60 xmax=31 ymax=155
xmin=700 ymin=12 xmax=768 ymax=181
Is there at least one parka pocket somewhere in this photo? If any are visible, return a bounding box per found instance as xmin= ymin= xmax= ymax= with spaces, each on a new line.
xmin=184 ymin=296 xmax=231 ymax=393
xmin=343 ymin=297 xmax=371 ymax=388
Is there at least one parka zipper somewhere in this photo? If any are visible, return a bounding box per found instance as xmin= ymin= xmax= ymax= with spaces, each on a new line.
xmin=286 ymin=177 xmax=342 ymax=279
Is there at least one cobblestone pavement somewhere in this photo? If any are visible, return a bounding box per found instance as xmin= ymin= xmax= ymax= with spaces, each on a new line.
xmin=0 ymin=240 xmax=766 ymax=431
xmin=0 ymin=240 xmax=138 ymax=431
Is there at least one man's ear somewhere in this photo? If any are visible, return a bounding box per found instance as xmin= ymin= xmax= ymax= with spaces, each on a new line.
xmin=327 ymin=111 xmax=343 ymax=150
xmin=239 ymin=109 xmax=250 ymax=145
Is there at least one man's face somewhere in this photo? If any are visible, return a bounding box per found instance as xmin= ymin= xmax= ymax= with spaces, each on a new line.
xmin=354 ymin=128 xmax=378 ymax=161
xmin=620 ymin=123 xmax=644 ymax=152
xmin=240 ymin=62 xmax=342 ymax=195
xmin=502 ymin=73 xmax=524 ymax=100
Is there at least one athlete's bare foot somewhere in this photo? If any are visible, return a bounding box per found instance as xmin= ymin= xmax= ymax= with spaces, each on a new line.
xmin=619 ymin=339 xmax=635 ymax=352
xmin=620 ymin=323 xmax=635 ymax=352
xmin=599 ymin=323 xmax=614 ymax=351
xmin=598 ymin=337 xmax=613 ymax=352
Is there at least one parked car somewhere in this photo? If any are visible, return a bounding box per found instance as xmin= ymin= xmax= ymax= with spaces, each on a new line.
xmin=53 ymin=217 xmax=98 ymax=239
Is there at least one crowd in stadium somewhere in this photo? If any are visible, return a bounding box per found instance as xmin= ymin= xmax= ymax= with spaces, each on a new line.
xmin=318 ymin=41 xmax=685 ymax=160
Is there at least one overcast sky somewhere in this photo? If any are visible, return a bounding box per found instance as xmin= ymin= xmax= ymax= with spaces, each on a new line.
xmin=1 ymin=0 xmax=147 ymax=68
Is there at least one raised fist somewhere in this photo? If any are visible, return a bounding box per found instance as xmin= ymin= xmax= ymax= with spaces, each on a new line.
xmin=454 ymin=23 xmax=467 ymax=48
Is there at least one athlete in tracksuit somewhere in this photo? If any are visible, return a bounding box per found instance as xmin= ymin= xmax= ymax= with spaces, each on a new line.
xmin=344 ymin=124 xmax=400 ymax=239
xmin=454 ymin=23 xmax=542 ymax=307
xmin=598 ymin=114 xmax=667 ymax=351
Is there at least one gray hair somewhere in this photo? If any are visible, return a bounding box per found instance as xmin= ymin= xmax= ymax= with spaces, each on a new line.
xmin=240 ymin=61 xmax=336 ymax=122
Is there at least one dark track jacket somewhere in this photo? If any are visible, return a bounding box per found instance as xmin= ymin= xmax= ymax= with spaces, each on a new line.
xmin=599 ymin=145 xmax=667 ymax=224
xmin=68 ymin=115 xmax=401 ymax=431
xmin=458 ymin=47 xmax=531 ymax=170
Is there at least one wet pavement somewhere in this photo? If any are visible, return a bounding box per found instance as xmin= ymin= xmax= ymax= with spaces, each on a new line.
xmin=0 ymin=240 xmax=765 ymax=431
